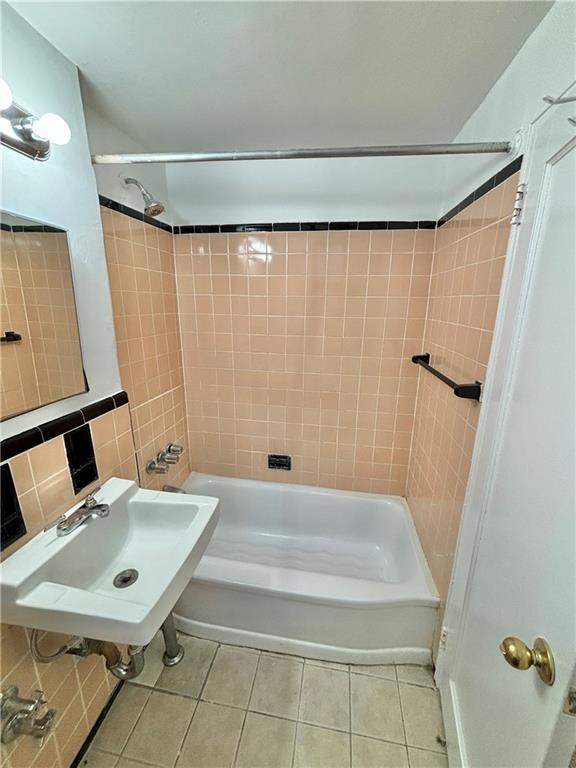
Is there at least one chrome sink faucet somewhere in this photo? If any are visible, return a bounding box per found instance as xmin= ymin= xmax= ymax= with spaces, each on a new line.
xmin=55 ymin=490 xmax=110 ymax=537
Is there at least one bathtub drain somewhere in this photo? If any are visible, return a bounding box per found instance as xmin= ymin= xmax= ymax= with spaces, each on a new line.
xmin=113 ymin=569 xmax=139 ymax=588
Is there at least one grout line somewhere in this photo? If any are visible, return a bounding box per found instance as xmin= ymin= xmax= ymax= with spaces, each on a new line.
xmin=231 ymin=646 xmax=262 ymax=768
xmin=164 ymin=639 xmax=220 ymax=766
xmin=114 ymin=684 xmax=153 ymax=759
xmin=348 ymin=657 xmax=353 ymax=767
xmin=397 ymin=673 xmax=409 ymax=748
xmin=288 ymin=649 xmax=307 ymax=768
xmin=195 ymin=641 xmax=220 ymax=701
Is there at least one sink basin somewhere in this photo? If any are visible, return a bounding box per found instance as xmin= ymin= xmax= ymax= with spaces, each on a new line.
xmin=0 ymin=478 xmax=219 ymax=645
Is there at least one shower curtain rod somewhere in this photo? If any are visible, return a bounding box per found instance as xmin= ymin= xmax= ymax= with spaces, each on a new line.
xmin=91 ymin=141 xmax=512 ymax=165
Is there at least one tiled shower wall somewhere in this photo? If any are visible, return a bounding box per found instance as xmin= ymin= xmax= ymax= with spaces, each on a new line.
xmin=407 ymin=173 xmax=519 ymax=602
xmin=100 ymin=208 xmax=190 ymax=489
xmin=100 ymin=173 xmax=515 ymax=599
xmin=175 ymin=229 xmax=435 ymax=493
xmin=0 ymin=405 xmax=137 ymax=768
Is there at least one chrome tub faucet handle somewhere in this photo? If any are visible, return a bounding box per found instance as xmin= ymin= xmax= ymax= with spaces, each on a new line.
xmin=0 ymin=686 xmax=57 ymax=744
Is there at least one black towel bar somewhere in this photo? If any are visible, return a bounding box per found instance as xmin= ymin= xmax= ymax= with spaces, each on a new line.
xmin=411 ymin=353 xmax=482 ymax=401
xmin=0 ymin=331 xmax=22 ymax=343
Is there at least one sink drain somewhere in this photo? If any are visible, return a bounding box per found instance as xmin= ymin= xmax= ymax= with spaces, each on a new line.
xmin=113 ymin=568 xmax=139 ymax=589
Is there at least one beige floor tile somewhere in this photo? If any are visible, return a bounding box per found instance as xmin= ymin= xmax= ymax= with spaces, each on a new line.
xmin=235 ymin=712 xmax=296 ymax=768
xmin=350 ymin=664 xmax=396 ymax=681
xmin=202 ymin=645 xmax=259 ymax=708
xmin=137 ymin=632 xmax=167 ymax=688
xmin=294 ymin=723 xmax=351 ymax=768
xmin=176 ymin=701 xmax=244 ymax=768
xmin=352 ymin=735 xmax=409 ymax=768
xmin=399 ymin=684 xmax=446 ymax=754
xmin=81 ymin=747 xmax=119 ymax=767
xmin=218 ymin=642 xmax=260 ymax=657
xmin=92 ymin=684 xmax=150 ymax=754
xmin=117 ymin=759 xmax=160 ymax=768
xmin=299 ymin=665 xmax=350 ymax=731
xmin=351 ymin=674 xmax=404 ymax=744
xmin=123 ymin=690 xmax=196 ymax=767
xmin=263 ymin=650 xmax=305 ymax=662
xmin=249 ymin=654 xmax=303 ymax=720
xmin=306 ymin=658 xmax=350 ymax=672
xmin=156 ymin=636 xmax=217 ymax=697
xmin=408 ymin=748 xmax=449 ymax=767
xmin=396 ymin=666 xmax=435 ymax=689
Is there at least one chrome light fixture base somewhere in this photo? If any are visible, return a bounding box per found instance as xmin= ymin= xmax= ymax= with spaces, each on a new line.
xmin=0 ymin=102 xmax=50 ymax=161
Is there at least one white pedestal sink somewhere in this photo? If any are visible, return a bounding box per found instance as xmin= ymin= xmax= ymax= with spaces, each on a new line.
xmin=0 ymin=478 xmax=219 ymax=645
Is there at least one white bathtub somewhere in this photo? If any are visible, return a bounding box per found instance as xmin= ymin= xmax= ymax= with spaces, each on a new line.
xmin=174 ymin=473 xmax=439 ymax=664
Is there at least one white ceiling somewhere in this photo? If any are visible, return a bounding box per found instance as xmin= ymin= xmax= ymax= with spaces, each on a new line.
xmin=12 ymin=1 xmax=551 ymax=152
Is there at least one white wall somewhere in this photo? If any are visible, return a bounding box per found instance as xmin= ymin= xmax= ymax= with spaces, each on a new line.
xmin=83 ymin=4 xmax=573 ymax=227
xmin=165 ymin=1 xmax=573 ymax=226
xmin=0 ymin=5 xmax=121 ymax=439
xmin=166 ymin=156 xmax=445 ymax=225
xmin=440 ymin=0 xmax=575 ymax=213
xmin=86 ymin=106 xmax=171 ymax=225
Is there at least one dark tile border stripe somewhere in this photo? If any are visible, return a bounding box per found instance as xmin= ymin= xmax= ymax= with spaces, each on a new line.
xmin=113 ymin=391 xmax=129 ymax=408
xmin=99 ymin=195 xmax=172 ymax=233
xmin=40 ymin=411 xmax=84 ymax=442
xmin=0 ymin=391 xmax=129 ymax=463
xmin=1 ymin=223 xmax=66 ymax=233
xmin=438 ymin=155 xmax=522 ymax=226
xmin=101 ymin=155 xmax=521 ymax=235
xmin=173 ymin=220 xmax=437 ymax=233
xmin=81 ymin=397 xmax=115 ymax=423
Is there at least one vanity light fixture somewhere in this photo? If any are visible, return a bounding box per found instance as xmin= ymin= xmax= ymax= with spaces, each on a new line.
xmin=0 ymin=79 xmax=71 ymax=161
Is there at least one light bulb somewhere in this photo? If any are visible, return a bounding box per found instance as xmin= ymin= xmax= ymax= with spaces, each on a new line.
xmin=32 ymin=113 xmax=71 ymax=145
xmin=0 ymin=79 xmax=13 ymax=111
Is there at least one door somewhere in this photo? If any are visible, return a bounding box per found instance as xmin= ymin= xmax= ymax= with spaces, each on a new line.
xmin=436 ymin=93 xmax=576 ymax=767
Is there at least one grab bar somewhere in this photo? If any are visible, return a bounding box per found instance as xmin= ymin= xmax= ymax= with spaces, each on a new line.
xmin=411 ymin=353 xmax=482 ymax=401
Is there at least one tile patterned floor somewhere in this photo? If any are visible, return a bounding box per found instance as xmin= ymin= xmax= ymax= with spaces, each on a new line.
xmin=81 ymin=634 xmax=447 ymax=768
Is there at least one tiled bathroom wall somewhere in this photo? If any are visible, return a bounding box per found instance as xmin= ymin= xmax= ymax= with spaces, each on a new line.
xmin=0 ymin=404 xmax=137 ymax=768
xmin=174 ymin=229 xmax=434 ymax=493
xmin=100 ymin=208 xmax=190 ymax=489
xmin=0 ymin=229 xmax=84 ymax=420
xmin=407 ymin=173 xmax=519 ymax=603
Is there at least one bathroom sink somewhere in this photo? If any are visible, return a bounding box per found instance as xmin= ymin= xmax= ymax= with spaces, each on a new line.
xmin=0 ymin=478 xmax=219 ymax=645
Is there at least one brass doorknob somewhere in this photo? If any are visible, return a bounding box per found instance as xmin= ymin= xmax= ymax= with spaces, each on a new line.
xmin=499 ymin=636 xmax=555 ymax=686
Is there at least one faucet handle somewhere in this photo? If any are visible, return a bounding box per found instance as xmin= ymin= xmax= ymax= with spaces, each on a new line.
xmin=30 ymin=690 xmax=46 ymax=713
xmin=37 ymin=708 xmax=57 ymax=747
xmin=158 ymin=450 xmax=179 ymax=465
xmin=146 ymin=459 xmax=169 ymax=475
xmin=83 ymin=487 xmax=101 ymax=508
xmin=167 ymin=443 xmax=184 ymax=456
xmin=0 ymin=686 xmax=56 ymax=744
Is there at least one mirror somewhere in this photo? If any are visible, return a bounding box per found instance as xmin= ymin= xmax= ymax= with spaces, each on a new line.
xmin=0 ymin=211 xmax=86 ymax=420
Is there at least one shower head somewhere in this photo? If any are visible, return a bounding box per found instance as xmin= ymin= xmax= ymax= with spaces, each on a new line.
xmin=122 ymin=177 xmax=165 ymax=217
